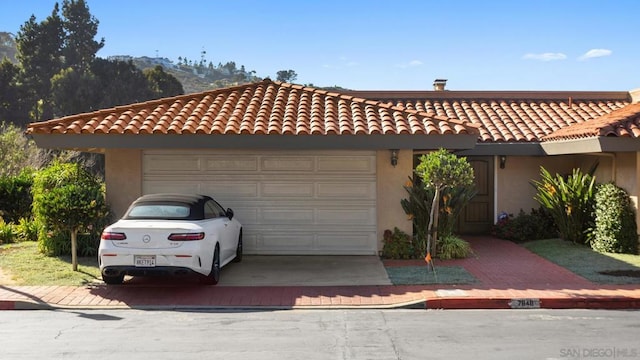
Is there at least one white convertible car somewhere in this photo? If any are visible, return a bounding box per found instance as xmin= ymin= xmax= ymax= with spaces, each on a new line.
xmin=99 ymin=194 xmax=242 ymax=285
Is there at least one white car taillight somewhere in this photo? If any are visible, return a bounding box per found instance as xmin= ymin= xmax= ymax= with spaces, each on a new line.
xmin=167 ymin=232 xmax=205 ymax=241
xmin=101 ymin=232 xmax=127 ymax=241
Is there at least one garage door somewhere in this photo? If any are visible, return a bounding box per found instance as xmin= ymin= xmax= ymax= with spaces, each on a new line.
xmin=142 ymin=150 xmax=377 ymax=255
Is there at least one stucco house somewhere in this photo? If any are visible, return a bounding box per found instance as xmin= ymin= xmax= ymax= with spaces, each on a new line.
xmin=25 ymin=79 xmax=640 ymax=255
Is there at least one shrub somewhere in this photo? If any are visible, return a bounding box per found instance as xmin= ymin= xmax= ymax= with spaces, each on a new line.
xmin=0 ymin=170 xmax=34 ymax=223
xmin=401 ymin=175 xmax=476 ymax=256
xmin=37 ymin=228 xmax=103 ymax=257
xmin=592 ymin=183 xmax=639 ymax=254
xmin=0 ymin=218 xmax=17 ymax=244
xmin=439 ymin=185 xmax=477 ymax=238
xmin=0 ymin=122 xmax=44 ymax=177
xmin=437 ymin=234 xmax=473 ymax=260
xmin=400 ymin=177 xmax=431 ymax=256
xmin=32 ymin=162 xmax=110 ymax=267
xmin=14 ymin=217 xmax=41 ymax=242
xmin=532 ymin=167 xmax=596 ymax=244
xmin=381 ymin=227 xmax=418 ymax=259
xmin=492 ymin=207 xmax=557 ymax=242
xmin=415 ymin=149 xmax=474 ymax=257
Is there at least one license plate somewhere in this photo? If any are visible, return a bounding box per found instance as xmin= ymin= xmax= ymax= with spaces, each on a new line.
xmin=134 ymin=255 xmax=156 ymax=267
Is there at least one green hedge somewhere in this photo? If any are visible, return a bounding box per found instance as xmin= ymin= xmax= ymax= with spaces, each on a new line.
xmin=592 ymin=183 xmax=638 ymax=254
xmin=32 ymin=162 xmax=111 ymax=257
xmin=0 ymin=170 xmax=33 ymax=223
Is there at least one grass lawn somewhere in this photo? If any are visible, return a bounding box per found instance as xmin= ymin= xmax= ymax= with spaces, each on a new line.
xmin=522 ymin=238 xmax=640 ymax=284
xmin=385 ymin=266 xmax=478 ymax=285
xmin=0 ymin=241 xmax=101 ymax=286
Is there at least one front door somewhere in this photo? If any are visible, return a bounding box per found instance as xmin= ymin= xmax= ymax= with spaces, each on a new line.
xmin=458 ymin=156 xmax=494 ymax=234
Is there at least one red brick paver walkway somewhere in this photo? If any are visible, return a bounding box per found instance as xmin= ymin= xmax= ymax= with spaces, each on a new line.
xmin=1 ymin=237 xmax=639 ymax=310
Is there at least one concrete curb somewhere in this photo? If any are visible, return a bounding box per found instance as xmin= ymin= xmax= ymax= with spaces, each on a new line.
xmin=0 ymin=300 xmax=53 ymax=310
xmin=4 ymin=296 xmax=640 ymax=311
xmin=425 ymin=297 xmax=640 ymax=310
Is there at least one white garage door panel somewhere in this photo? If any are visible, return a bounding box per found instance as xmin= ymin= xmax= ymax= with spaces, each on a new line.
xmin=317 ymin=208 xmax=375 ymax=225
xmin=205 ymin=158 xmax=259 ymax=171
xmin=262 ymin=157 xmax=315 ymax=171
xmin=144 ymin=181 xmax=200 ymax=194
xmin=144 ymin=156 xmax=201 ymax=172
xmin=262 ymin=183 xmax=315 ymax=197
xmin=143 ymin=150 xmax=377 ymax=255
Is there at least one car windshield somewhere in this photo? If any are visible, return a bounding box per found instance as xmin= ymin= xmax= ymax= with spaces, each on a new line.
xmin=127 ymin=204 xmax=191 ymax=219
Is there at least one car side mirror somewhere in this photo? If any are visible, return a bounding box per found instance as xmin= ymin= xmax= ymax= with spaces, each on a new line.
xmin=226 ymin=208 xmax=234 ymax=220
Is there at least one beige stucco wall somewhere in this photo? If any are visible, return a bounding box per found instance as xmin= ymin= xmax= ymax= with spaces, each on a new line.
xmin=495 ymin=154 xmax=611 ymax=218
xmin=105 ymin=148 xmax=142 ymax=219
xmin=614 ymin=152 xmax=637 ymax=195
xmin=614 ymin=152 xmax=640 ymax=233
xmin=497 ymin=152 xmax=640 ymax=238
xmin=496 ymin=155 xmax=574 ymax=218
xmin=376 ymin=149 xmax=413 ymax=251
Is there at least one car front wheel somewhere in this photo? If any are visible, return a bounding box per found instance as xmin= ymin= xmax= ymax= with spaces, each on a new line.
xmin=201 ymin=245 xmax=220 ymax=285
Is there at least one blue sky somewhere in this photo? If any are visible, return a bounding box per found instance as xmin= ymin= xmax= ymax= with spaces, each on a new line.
xmin=1 ymin=0 xmax=638 ymax=91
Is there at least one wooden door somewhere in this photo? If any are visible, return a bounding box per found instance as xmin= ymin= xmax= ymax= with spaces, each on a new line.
xmin=458 ymin=156 xmax=494 ymax=234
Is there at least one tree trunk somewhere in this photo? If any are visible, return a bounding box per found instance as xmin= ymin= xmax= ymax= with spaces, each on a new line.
xmin=426 ymin=186 xmax=440 ymax=259
xmin=71 ymin=229 xmax=78 ymax=271
xmin=431 ymin=187 xmax=441 ymax=257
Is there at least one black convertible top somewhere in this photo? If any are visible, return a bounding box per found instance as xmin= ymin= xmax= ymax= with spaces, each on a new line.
xmin=123 ymin=193 xmax=213 ymax=220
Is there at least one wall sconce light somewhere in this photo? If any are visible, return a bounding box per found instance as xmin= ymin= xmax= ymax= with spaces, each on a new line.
xmin=499 ymin=155 xmax=507 ymax=169
xmin=390 ymin=149 xmax=399 ymax=167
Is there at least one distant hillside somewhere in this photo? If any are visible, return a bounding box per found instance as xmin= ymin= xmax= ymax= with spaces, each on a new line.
xmin=124 ymin=55 xmax=263 ymax=93
xmin=1 ymin=32 xmax=348 ymax=94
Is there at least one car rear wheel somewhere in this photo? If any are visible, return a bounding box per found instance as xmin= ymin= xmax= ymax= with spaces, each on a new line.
xmin=102 ymin=274 xmax=124 ymax=285
xmin=201 ymin=245 xmax=220 ymax=285
xmin=233 ymin=231 xmax=243 ymax=263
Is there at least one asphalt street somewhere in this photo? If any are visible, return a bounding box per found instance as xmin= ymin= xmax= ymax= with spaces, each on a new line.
xmin=1 ymin=309 xmax=639 ymax=359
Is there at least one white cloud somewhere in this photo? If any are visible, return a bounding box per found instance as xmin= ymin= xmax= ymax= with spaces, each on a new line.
xmin=323 ymin=57 xmax=359 ymax=69
xmin=395 ymin=60 xmax=424 ymax=68
xmin=579 ymin=48 xmax=612 ymax=61
xmin=522 ymin=52 xmax=567 ymax=61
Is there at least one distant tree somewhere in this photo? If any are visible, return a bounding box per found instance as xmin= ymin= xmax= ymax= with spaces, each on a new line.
xmin=61 ymin=0 xmax=104 ymax=70
xmin=16 ymin=7 xmax=64 ymax=121
xmin=276 ymin=69 xmax=298 ymax=83
xmin=51 ymin=67 xmax=99 ymax=116
xmin=0 ymin=59 xmax=30 ymax=126
xmin=0 ymin=32 xmax=18 ymax=62
xmin=91 ymin=58 xmax=153 ymax=108
xmin=144 ymin=65 xmax=184 ymax=98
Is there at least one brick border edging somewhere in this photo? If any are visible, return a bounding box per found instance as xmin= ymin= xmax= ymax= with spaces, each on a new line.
xmin=425 ymin=297 xmax=640 ymax=310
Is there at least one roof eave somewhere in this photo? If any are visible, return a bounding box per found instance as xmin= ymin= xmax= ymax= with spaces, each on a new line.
xmin=29 ymin=133 xmax=479 ymax=151
xmin=452 ymin=142 xmax=546 ymax=156
xmin=541 ymin=137 xmax=640 ymax=155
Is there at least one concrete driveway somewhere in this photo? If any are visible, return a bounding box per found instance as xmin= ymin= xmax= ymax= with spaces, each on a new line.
xmin=218 ymin=256 xmax=392 ymax=286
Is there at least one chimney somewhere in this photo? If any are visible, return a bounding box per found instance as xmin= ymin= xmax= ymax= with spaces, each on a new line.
xmin=433 ymin=79 xmax=447 ymax=91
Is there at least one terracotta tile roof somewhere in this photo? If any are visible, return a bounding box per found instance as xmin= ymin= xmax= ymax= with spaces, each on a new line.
xmin=542 ymin=102 xmax=640 ymax=141
xmin=346 ymin=91 xmax=630 ymax=143
xmin=25 ymin=80 xmax=479 ymax=137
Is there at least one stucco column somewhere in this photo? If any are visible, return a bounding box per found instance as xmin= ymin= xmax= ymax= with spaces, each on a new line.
xmin=105 ymin=149 xmax=142 ymax=220
xmin=376 ymin=149 xmax=413 ymax=252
